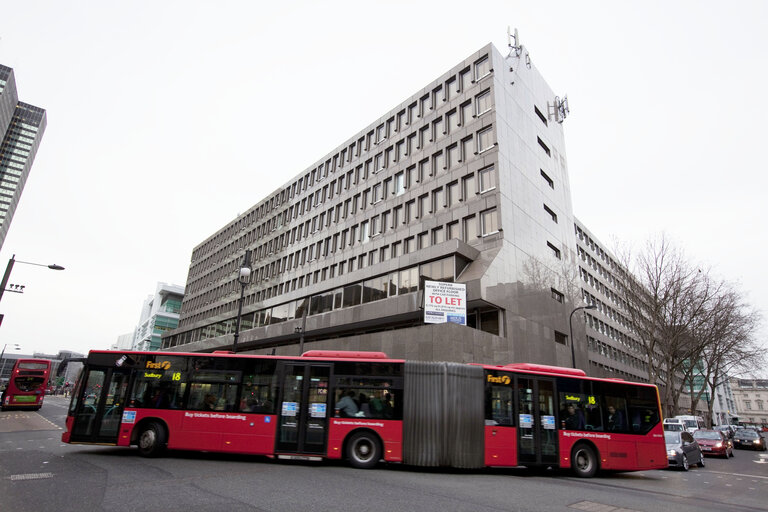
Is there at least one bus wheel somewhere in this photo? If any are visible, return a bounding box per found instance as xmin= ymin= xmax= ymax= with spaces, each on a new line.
xmin=137 ymin=422 xmax=167 ymax=458
xmin=571 ymin=444 xmax=598 ymax=478
xmin=346 ymin=431 xmax=381 ymax=469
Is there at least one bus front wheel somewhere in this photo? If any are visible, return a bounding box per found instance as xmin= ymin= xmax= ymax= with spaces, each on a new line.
xmin=571 ymin=443 xmax=598 ymax=478
xmin=137 ymin=422 xmax=167 ymax=458
xmin=346 ymin=431 xmax=381 ymax=469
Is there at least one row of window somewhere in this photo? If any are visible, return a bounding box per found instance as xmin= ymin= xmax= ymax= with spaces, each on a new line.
xmin=190 ymin=54 xmax=494 ymax=267
xmin=587 ymin=335 xmax=648 ymax=374
xmin=185 ymin=123 xmax=496 ymax=302
xmin=575 ymin=225 xmax=620 ymax=272
xmin=184 ymin=54 xmax=497 ymax=320
xmin=182 ymin=153 xmax=500 ymax=314
xmin=183 ymin=202 xmax=499 ymax=322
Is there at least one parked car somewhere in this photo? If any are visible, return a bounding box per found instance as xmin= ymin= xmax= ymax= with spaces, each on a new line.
xmin=733 ymin=429 xmax=767 ymax=450
xmin=663 ymin=418 xmax=687 ymax=432
xmin=665 ymin=431 xmax=705 ymax=470
xmin=693 ymin=429 xmax=734 ymax=458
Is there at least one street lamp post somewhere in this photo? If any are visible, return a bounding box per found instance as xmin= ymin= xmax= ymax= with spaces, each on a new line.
xmin=295 ymin=304 xmax=308 ymax=356
xmin=0 ymin=254 xmax=65 ymax=304
xmin=232 ymin=250 xmax=252 ymax=354
xmin=569 ymin=304 xmax=597 ymax=369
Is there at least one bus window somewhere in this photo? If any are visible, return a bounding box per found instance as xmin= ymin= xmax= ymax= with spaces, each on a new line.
xmin=129 ymin=356 xmax=188 ymax=409
xmin=239 ymin=360 xmax=277 ymax=414
xmin=557 ymin=378 xmax=586 ymax=431
xmin=485 ymin=372 xmax=514 ymax=426
xmin=333 ymin=377 xmax=401 ymax=419
xmin=604 ymin=396 xmax=629 ymax=432
xmin=188 ymin=370 xmax=240 ymax=412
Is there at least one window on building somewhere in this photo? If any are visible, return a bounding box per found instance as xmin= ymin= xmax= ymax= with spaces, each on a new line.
xmin=551 ymin=288 xmax=564 ymax=303
xmin=447 ymin=181 xmax=460 ymax=207
xmin=432 ymin=188 xmax=444 ymax=212
xmin=547 ymin=241 xmax=561 ymax=259
xmin=481 ymin=208 xmax=499 ymax=236
xmin=555 ymin=331 xmax=568 ymax=345
xmin=474 ymin=55 xmax=491 ymax=81
xmin=537 ymin=137 xmax=551 ymax=157
xmin=476 ymin=90 xmax=491 ymax=116
xmin=447 ymin=221 xmax=459 ymax=240
xmin=535 ymin=105 xmax=548 ymax=126
xmin=479 ymin=166 xmax=496 ymax=192
xmin=462 ymin=174 xmax=476 ymax=199
xmin=540 ymin=169 xmax=554 ymax=189
xmin=463 ymin=215 xmax=478 ymax=242
xmin=477 ymin=127 xmax=494 ymax=153
xmin=394 ymin=172 xmax=405 ymax=196
xmin=543 ymin=204 xmax=558 ymax=223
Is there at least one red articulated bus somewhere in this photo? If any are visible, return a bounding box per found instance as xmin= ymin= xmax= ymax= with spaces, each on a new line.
xmin=1 ymin=358 xmax=52 ymax=411
xmin=62 ymin=350 xmax=666 ymax=477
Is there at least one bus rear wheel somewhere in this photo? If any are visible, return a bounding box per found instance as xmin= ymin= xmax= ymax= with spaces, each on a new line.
xmin=571 ymin=443 xmax=598 ymax=478
xmin=346 ymin=431 xmax=381 ymax=469
xmin=137 ymin=422 xmax=167 ymax=458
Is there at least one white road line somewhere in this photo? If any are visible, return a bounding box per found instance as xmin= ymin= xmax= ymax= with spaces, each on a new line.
xmin=706 ymin=470 xmax=768 ymax=480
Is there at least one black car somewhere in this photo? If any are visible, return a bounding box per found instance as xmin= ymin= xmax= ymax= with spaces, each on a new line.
xmin=733 ymin=429 xmax=767 ymax=450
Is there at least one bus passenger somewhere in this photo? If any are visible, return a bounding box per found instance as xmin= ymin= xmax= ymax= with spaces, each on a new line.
xmin=203 ymin=394 xmax=217 ymax=410
xmin=335 ymin=390 xmax=359 ymax=417
xmin=607 ymin=405 xmax=626 ymax=431
xmin=563 ymin=404 xmax=585 ymax=430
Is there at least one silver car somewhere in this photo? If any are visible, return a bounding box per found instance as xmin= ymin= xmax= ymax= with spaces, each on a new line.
xmin=665 ymin=431 xmax=705 ymax=470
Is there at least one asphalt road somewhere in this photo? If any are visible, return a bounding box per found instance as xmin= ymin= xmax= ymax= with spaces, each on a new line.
xmin=1 ymin=396 xmax=766 ymax=512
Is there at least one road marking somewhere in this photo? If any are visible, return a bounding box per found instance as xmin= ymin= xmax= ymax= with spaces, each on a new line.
xmin=570 ymin=500 xmax=642 ymax=512
xmin=8 ymin=472 xmax=53 ymax=481
xmin=706 ymin=470 xmax=768 ymax=480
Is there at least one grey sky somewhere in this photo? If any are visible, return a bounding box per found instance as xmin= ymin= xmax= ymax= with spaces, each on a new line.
xmin=0 ymin=1 xmax=765 ymax=364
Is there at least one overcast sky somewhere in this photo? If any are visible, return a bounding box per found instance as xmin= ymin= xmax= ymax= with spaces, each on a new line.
xmin=0 ymin=1 xmax=765 ymax=367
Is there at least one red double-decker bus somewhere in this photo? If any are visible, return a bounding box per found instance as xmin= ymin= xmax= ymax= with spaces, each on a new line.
xmin=1 ymin=358 xmax=51 ymax=411
xmin=62 ymin=350 xmax=666 ymax=477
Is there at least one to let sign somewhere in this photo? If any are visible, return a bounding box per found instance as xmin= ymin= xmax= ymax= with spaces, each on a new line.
xmin=424 ymin=280 xmax=467 ymax=325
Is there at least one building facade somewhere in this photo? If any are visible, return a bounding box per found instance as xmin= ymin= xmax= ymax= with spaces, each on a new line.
xmin=730 ymin=378 xmax=768 ymax=427
xmin=0 ymin=65 xmax=47 ymax=251
xmin=164 ymin=42 xmax=594 ymax=368
xmin=133 ymin=282 xmax=184 ymax=351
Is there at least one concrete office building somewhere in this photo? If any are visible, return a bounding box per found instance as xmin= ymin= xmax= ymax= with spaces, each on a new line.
xmin=133 ymin=282 xmax=184 ymax=351
xmin=0 ymin=65 xmax=47 ymax=251
xmin=164 ymin=40 xmax=594 ymax=369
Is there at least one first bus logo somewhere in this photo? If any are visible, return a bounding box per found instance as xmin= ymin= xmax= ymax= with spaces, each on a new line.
xmin=487 ymin=374 xmax=511 ymax=385
xmin=146 ymin=360 xmax=171 ymax=370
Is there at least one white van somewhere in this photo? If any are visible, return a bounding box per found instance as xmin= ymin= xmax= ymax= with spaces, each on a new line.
xmin=663 ymin=418 xmax=687 ymax=432
xmin=674 ymin=415 xmax=705 ymax=432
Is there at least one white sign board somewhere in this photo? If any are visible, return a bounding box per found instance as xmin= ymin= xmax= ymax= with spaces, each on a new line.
xmin=424 ymin=280 xmax=466 ymax=325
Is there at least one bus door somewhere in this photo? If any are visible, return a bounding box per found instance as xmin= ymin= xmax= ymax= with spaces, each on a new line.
xmin=69 ymin=366 xmax=131 ymax=444
xmin=516 ymin=376 xmax=559 ymax=466
xmin=275 ymin=362 xmax=331 ymax=455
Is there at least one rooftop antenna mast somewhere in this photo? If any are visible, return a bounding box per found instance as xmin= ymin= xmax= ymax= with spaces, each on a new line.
xmin=507 ymin=26 xmax=522 ymax=57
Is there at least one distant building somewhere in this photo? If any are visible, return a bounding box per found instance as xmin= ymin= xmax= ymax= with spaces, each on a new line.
xmin=112 ymin=332 xmax=135 ymax=351
xmin=0 ymin=64 xmax=47 ymax=251
xmin=133 ymin=283 xmax=184 ymax=351
xmin=730 ymin=378 xmax=768 ymax=427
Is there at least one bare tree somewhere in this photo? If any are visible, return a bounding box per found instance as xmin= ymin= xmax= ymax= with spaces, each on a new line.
xmin=684 ymin=282 xmax=763 ymax=425
xmin=616 ymin=234 xmax=718 ymax=416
